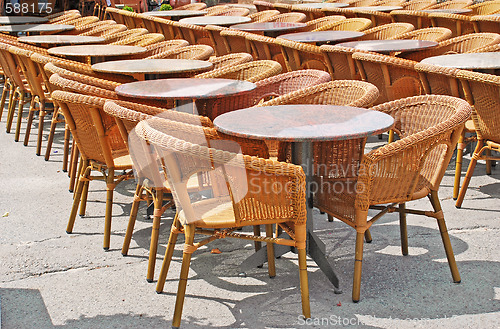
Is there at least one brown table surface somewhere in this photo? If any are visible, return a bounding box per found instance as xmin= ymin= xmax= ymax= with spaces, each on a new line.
xmin=0 ymin=24 xmax=74 ymax=33
xmin=337 ymin=39 xmax=438 ymax=53
xmin=91 ymin=59 xmax=213 ymax=76
xmin=420 ymin=52 xmax=500 ymax=70
xmin=18 ymin=35 xmax=106 ymax=46
xmin=278 ymin=30 xmax=364 ymax=44
xmin=422 ymin=8 xmax=473 ymax=14
xmin=347 ymin=5 xmax=403 ymax=12
xmin=48 ymin=44 xmax=146 ymax=58
xmin=0 ymin=16 xmax=48 ymax=24
xmin=179 ymin=16 xmax=251 ymax=26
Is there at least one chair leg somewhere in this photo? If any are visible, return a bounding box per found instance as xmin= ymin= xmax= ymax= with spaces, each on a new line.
xmin=44 ymin=106 xmax=59 ymax=161
xmin=79 ymin=178 xmax=90 ymax=216
xmin=172 ymin=224 xmax=195 ymax=329
xmin=265 ymin=224 xmax=276 ymax=278
xmin=103 ymin=169 xmax=115 ymax=251
xmin=455 ymin=141 xmax=482 ymax=208
xmin=253 ymin=225 xmax=262 ymax=252
xmin=486 ymin=149 xmax=492 ymax=175
xmin=23 ymin=100 xmax=35 ymax=146
xmin=5 ymin=87 xmax=17 ymax=133
xmin=62 ymin=124 xmax=71 ymax=171
xmin=122 ymin=184 xmax=144 ymax=256
xmin=69 ymin=147 xmax=80 ymax=193
xmin=36 ymin=102 xmax=47 ymax=156
xmin=156 ymin=215 xmax=181 ymax=293
xmin=327 ymin=214 xmax=334 ymax=222
xmin=399 ymin=203 xmax=408 ymax=256
xmin=147 ymin=189 xmax=164 ymax=282
xmin=66 ymin=160 xmax=90 ymax=234
xmin=0 ymin=79 xmax=11 ymax=121
xmin=453 ymin=130 xmax=465 ymax=200
xmin=14 ymin=93 xmax=26 ymax=142
xmin=296 ymin=224 xmax=310 ymax=318
xmin=352 ymin=231 xmax=365 ymax=302
xmin=429 ymin=191 xmax=461 ymax=283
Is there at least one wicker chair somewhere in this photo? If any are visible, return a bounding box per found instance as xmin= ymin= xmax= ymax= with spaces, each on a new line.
xmin=471 ymin=15 xmax=500 ymax=33
xmin=204 ymin=4 xmax=230 ymax=15
xmin=120 ymin=10 xmax=145 ymax=29
xmin=467 ymin=0 xmax=500 ymax=15
xmin=322 ymin=7 xmax=357 ymax=19
xmin=50 ymin=90 xmax=133 ymax=251
xmin=219 ymin=29 xmax=253 ymax=55
xmin=54 ymin=12 xmax=83 ymax=25
xmin=78 ymin=23 xmax=128 ymax=37
xmin=390 ymin=10 xmax=431 ymax=29
xmin=208 ymin=52 xmax=254 ymax=70
xmin=152 ymin=16 xmax=179 ymax=40
xmin=111 ymin=32 xmax=165 ymax=47
xmin=65 ymin=16 xmax=100 ymax=28
xmin=146 ymin=44 xmax=214 ymax=61
xmin=174 ymin=21 xmax=212 ymax=46
xmin=315 ymin=94 xmax=469 ymax=302
xmin=401 ymin=33 xmax=500 ymax=62
xmin=103 ymin=28 xmax=149 ymax=44
xmin=348 ymin=0 xmax=378 ymax=6
xmin=136 ymin=117 xmax=310 ymax=328
xmin=253 ymin=0 xmax=274 ymax=12
xmin=262 ymin=12 xmax=307 ymax=23
xmin=426 ymin=0 xmax=473 ymax=10
xmin=401 ymin=0 xmax=436 ymax=10
xmin=276 ymin=38 xmax=328 ymax=72
xmin=320 ymin=44 xmax=370 ymax=80
xmin=353 ymin=9 xmax=393 ymax=26
xmin=204 ymin=25 xmax=230 ymax=56
xmin=245 ymin=32 xmax=286 ymax=69
xmin=176 ymin=2 xmax=207 ymax=10
xmin=455 ymin=70 xmax=500 ymax=208
xmin=248 ymin=9 xmax=280 ymax=22
xmin=391 ymin=27 xmax=453 ymax=42
xmin=429 ymin=13 xmax=474 ymax=37
xmin=291 ymin=5 xmax=325 ymax=21
xmin=105 ymin=7 xmax=125 ymax=24
xmin=46 ymin=9 xmax=81 ymax=23
xmin=62 ymin=18 xmax=115 ymax=35
xmin=142 ymin=39 xmax=189 ymax=58
xmin=273 ymin=2 xmax=293 ymax=13
xmin=303 ymin=15 xmax=346 ymax=32
xmin=357 ymin=22 xmax=414 ymax=40
xmin=374 ymin=0 xmax=405 ymax=5
xmin=207 ymin=7 xmax=250 ymax=16
xmin=194 ymin=59 xmax=282 ymax=82
xmin=321 ymin=17 xmax=372 ymax=32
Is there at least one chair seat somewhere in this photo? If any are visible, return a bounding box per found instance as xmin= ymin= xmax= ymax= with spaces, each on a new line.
xmin=113 ymin=154 xmax=134 ymax=170
xmin=178 ymin=197 xmax=236 ymax=228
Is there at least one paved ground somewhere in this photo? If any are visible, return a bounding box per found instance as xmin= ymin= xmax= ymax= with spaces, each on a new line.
xmin=0 ymin=105 xmax=499 ymax=329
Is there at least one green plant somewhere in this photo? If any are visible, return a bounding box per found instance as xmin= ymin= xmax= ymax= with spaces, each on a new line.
xmin=160 ymin=4 xmax=173 ymax=10
xmin=123 ymin=5 xmax=134 ymax=12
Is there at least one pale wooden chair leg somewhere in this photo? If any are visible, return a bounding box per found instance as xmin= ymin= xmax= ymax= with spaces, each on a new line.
xmin=5 ymin=87 xmax=17 ymax=133
xmin=388 ymin=129 xmax=395 ymax=143
xmin=66 ymin=160 xmax=90 ymax=234
xmin=14 ymin=93 xmax=26 ymax=142
xmin=295 ymin=224 xmax=310 ymax=318
xmin=265 ymin=224 xmax=276 ymax=278
xmin=399 ymin=202 xmax=408 ymax=256
xmin=352 ymin=231 xmax=364 ymax=302
xmin=156 ymin=215 xmax=181 ymax=293
xmin=79 ymin=179 xmax=90 ymax=216
xmin=23 ymin=101 xmax=35 ymax=146
xmin=253 ymin=225 xmax=261 ymax=252
xmin=36 ymin=103 xmax=46 ymax=156
xmin=122 ymin=184 xmax=144 ymax=256
xmin=453 ymin=130 xmax=465 ymax=200
xmin=429 ymin=191 xmax=461 ymax=283
xmin=44 ymin=106 xmax=59 ymax=161
xmin=456 ymin=141 xmax=482 ymax=208
xmin=172 ymin=224 xmax=195 ymax=329
xmin=68 ymin=138 xmax=76 ymax=177
xmin=69 ymin=147 xmax=80 ymax=193
xmin=103 ymin=169 xmax=115 ymax=251
xmin=147 ymin=189 xmax=164 ymax=282
xmin=486 ymin=149 xmax=492 ymax=175
xmin=0 ymin=79 xmax=11 ymax=121
xmin=364 ymin=229 xmax=372 ymax=243
xmin=62 ymin=124 xmax=71 ymax=171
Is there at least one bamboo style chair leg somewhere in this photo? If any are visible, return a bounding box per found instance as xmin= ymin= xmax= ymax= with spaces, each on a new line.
xmin=122 ymin=184 xmax=144 ymax=256
xmin=399 ymin=202 xmax=408 ymax=256
xmin=68 ymin=139 xmax=77 ymax=177
xmin=352 ymin=231 xmax=365 ymax=303
xmin=296 ymin=224 xmax=311 ymax=318
xmin=0 ymin=79 xmax=13 ymax=121
xmin=69 ymin=147 xmax=80 ymax=193
xmin=156 ymin=215 xmax=181 ymax=293
xmin=172 ymin=224 xmax=196 ymax=329
xmin=14 ymin=93 xmax=27 ymax=143
xmin=79 ymin=177 xmax=90 ymax=216
xmin=62 ymin=124 xmax=71 ymax=171
xmin=486 ymin=149 xmax=492 ymax=175
xmin=428 ymin=190 xmax=461 ymax=283
xmin=103 ymin=169 xmax=115 ymax=251
xmin=45 ymin=106 xmax=60 ymax=161
xmin=36 ymin=102 xmax=47 ymax=156
xmin=66 ymin=160 xmax=90 ymax=234
xmin=5 ymin=87 xmax=18 ymax=133
xmin=455 ymin=141 xmax=482 ymax=208
xmin=147 ymin=189 xmax=164 ymax=282
xmin=453 ymin=131 xmax=466 ymax=200
xmin=265 ymin=224 xmax=276 ymax=278
xmin=23 ymin=99 xmax=36 ymax=146
xmin=253 ymin=225 xmax=262 ymax=252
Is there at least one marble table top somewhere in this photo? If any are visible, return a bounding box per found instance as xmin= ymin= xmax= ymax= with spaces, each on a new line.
xmin=337 ymin=39 xmax=438 ymax=53
xmin=0 ymin=16 xmax=48 ymax=24
xmin=420 ymin=52 xmax=500 ymax=69
xmin=213 ymin=105 xmax=394 ymax=142
xmin=18 ymin=35 xmax=105 ymax=45
xmin=347 ymin=6 xmax=403 ymax=12
xmin=92 ymin=59 xmax=213 ymax=75
xmin=422 ymin=8 xmax=473 ymax=14
xmin=48 ymin=45 xmax=146 ymax=58
xmin=0 ymin=24 xmax=74 ymax=33
xmin=143 ymin=10 xmax=207 ymax=18
xmin=294 ymin=2 xmax=349 ymax=8
xmin=115 ymin=78 xmax=256 ymax=100
xmin=179 ymin=16 xmax=251 ymax=26
xmin=278 ymin=30 xmax=364 ymax=44
xmin=231 ymin=21 xmax=307 ymax=32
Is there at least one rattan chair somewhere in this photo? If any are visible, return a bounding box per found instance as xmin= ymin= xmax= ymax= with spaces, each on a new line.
xmin=219 ymin=29 xmax=253 ymax=55
xmin=208 ymin=52 xmax=254 ymax=70
xmin=315 ymin=94 xmax=469 ymax=302
xmin=391 ymin=27 xmax=452 ymax=42
xmin=78 ymin=23 xmax=128 ymax=37
xmin=204 ymin=4 xmax=230 ymax=15
xmin=357 ymin=22 xmax=414 ymax=40
xmin=245 ymin=32 xmax=286 ymax=69
xmin=273 ymin=2 xmax=293 ymax=13
xmin=429 ymin=13 xmax=474 ymax=37
xmin=455 ymin=70 xmax=500 ymax=208
xmin=253 ymin=0 xmax=274 ymax=12
xmin=471 ymin=15 xmax=500 ymax=33
xmin=354 ymin=9 xmax=393 ymax=26
xmin=46 ymin=9 xmax=81 ymax=23
xmin=301 ymin=16 xmax=346 ymax=32
xmin=262 ymin=12 xmax=307 ymax=23
xmin=319 ymin=44 xmax=369 ymax=80
xmin=426 ymin=0 xmax=473 ymax=10
xmin=53 ymin=12 xmax=82 ymax=25
xmin=142 ymin=39 xmax=189 ymax=58
xmin=207 ymin=7 xmax=250 ymax=16
xmin=401 ymin=0 xmax=436 ymax=10
xmin=348 ymin=0 xmax=378 ymax=6
xmin=204 ymin=25 xmax=230 ymax=57
xmin=321 ymin=17 xmax=372 ymax=32
xmin=176 ymin=2 xmax=207 ymax=10
xmin=291 ymin=5 xmax=325 ymax=21
xmin=374 ymin=0 xmax=405 ymax=5
xmin=111 ymin=32 xmax=165 ymax=46
xmin=322 ymin=7 xmax=357 ymax=19
xmin=105 ymin=7 xmax=125 ymax=24
xmin=248 ymin=9 xmax=280 ymax=22
xmin=146 ymin=44 xmax=214 ymax=60
xmin=194 ymin=59 xmax=282 ymax=82
xmin=103 ymin=28 xmax=149 ymax=43
xmin=390 ymin=10 xmax=431 ymax=29
xmin=63 ymin=18 xmax=115 ymax=35
xmin=174 ymin=21 xmax=212 ymax=46
xmin=467 ymin=0 xmax=500 ymax=15
xmin=136 ymin=117 xmax=310 ymax=328
xmin=276 ymin=38 xmax=328 ymax=72
xmin=51 ymin=90 xmax=133 ymax=251
xmin=152 ymin=16 xmax=179 ymax=40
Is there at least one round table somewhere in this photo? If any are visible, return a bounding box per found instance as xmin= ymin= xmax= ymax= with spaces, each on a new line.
xmin=143 ymin=10 xmax=206 ymax=21
xmin=420 ymin=52 xmax=500 ymax=70
xmin=213 ymin=104 xmax=394 ymax=292
xmin=179 ymin=16 xmax=251 ymax=26
xmin=294 ymin=2 xmax=349 ymax=8
xmin=18 ymin=35 xmax=106 ymax=47
xmin=278 ymin=30 xmax=364 ymax=45
xmin=337 ymin=39 xmax=438 ymax=54
xmin=422 ymin=8 xmax=473 ymax=14
xmin=48 ymin=45 xmax=146 ymax=64
xmin=92 ymin=59 xmax=213 ymax=79
xmin=0 ymin=24 xmax=74 ymax=35
xmin=0 ymin=16 xmax=48 ymax=24
xmin=231 ymin=22 xmax=307 ymax=38
xmin=348 ymin=6 xmax=403 ymax=12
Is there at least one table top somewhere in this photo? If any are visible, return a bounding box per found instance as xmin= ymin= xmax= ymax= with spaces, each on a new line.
xmin=0 ymin=24 xmax=74 ymax=33
xmin=294 ymin=2 xmax=349 ymax=8
xmin=420 ymin=52 xmax=500 ymax=69
xmin=115 ymin=78 xmax=256 ymax=100
xmin=92 ymin=59 xmax=213 ymax=75
xmin=422 ymin=8 xmax=473 ymax=14
xmin=213 ymin=105 xmax=394 ymax=142
xmin=0 ymin=16 xmax=48 ymax=24
xmin=179 ymin=16 xmax=251 ymax=26
xmin=18 ymin=35 xmax=106 ymax=45
xmin=143 ymin=10 xmax=207 ymax=17
xmin=278 ymin=30 xmax=364 ymax=44
xmin=337 ymin=39 xmax=438 ymax=53
xmin=48 ymin=44 xmax=146 ymax=58
xmin=348 ymin=6 xmax=403 ymax=12
xmin=231 ymin=21 xmax=307 ymax=32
